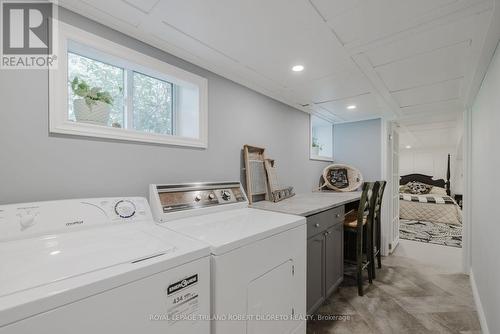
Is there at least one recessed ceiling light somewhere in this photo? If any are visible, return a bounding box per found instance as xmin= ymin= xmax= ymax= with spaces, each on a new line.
xmin=405 ymin=145 xmax=412 ymax=149
xmin=292 ymin=65 xmax=304 ymax=72
xmin=347 ymin=105 xmax=357 ymax=110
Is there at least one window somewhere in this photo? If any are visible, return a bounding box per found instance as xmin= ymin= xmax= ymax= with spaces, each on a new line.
xmin=67 ymin=52 xmax=125 ymax=127
xmin=132 ymin=72 xmax=173 ymax=135
xmin=50 ymin=23 xmax=208 ymax=148
xmin=310 ymin=115 xmax=333 ymax=161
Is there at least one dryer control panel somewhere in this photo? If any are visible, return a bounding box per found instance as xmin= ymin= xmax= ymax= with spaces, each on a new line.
xmin=150 ymin=182 xmax=248 ymax=222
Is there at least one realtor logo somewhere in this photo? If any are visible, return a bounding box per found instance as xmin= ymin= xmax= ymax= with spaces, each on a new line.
xmin=1 ymin=0 xmax=58 ymax=69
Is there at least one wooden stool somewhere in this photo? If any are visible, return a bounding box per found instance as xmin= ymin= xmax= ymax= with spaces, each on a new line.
xmin=371 ymin=181 xmax=387 ymax=279
xmin=343 ymin=182 xmax=378 ymax=296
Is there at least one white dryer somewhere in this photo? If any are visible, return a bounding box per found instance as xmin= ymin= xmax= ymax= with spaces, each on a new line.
xmin=0 ymin=197 xmax=210 ymax=334
xmin=150 ymin=182 xmax=306 ymax=334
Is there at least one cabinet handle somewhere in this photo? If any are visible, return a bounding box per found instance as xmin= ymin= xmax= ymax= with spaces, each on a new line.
xmin=336 ymin=213 xmax=340 ymax=218
xmin=315 ymin=223 xmax=321 ymax=228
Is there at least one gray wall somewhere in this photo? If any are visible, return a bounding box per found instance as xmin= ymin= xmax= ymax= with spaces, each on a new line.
xmin=470 ymin=42 xmax=500 ymax=334
xmin=333 ymin=119 xmax=382 ymax=181
xmin=0 ymin=8 xmax=328 ymax=204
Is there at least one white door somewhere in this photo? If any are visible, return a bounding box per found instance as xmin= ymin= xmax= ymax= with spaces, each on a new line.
xmin=389 ymin=127 xmax=400 ymax=252
xmin=246 ymin=260 xmax=296 ymax=334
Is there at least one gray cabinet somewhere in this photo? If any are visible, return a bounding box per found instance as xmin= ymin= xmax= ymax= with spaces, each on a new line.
xmin=306 ymin=234 xmax=325 ymax=313
xmin=325 ymin=223 xmax=343 ymax=296
xmin=306 ymin=206 xmax=344 ymax=315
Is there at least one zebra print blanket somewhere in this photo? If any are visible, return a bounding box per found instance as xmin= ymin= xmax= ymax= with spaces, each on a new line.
xmin=399 ymin=194 xmax=455 ymax=205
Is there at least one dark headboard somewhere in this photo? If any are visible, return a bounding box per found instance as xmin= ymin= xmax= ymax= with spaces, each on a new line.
xmin=400 ymin=154 xmax=451 ymax=196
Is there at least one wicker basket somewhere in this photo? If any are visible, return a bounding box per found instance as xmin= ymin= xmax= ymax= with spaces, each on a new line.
xmin=322 ymin=164 xmax=363 ymax=192
xmin=74 ymin=99 xmax=110 ymax=126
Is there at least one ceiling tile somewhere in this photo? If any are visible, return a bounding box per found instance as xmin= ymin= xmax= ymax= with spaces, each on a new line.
xmin=288 ymin=70 xmax=372 ymax=104
xmin=315 ymin=93 xmax=383 ymax=121
xmin=313 ymin=107 xmax=345 ymax=123
xmin=392 ymin=78 xmax=462 ymax=107
xmin=121 ymin=0 xmax=159 ymax=14
xmin=365 ymin=12 xmax=489 ymax=67
xmin=309 ymin=0 xmax=362 ymax=21
xmin=399 ymin=99 xmax=464 ymax=116
xmin=76 ymin=0 xmax=146 ymax=27
xmin=326 ymin=0 xmax=457 ymax=45
xmin=151 ymin=0 xmax=354 ymax=86
xmin=399 ymin=112 xmax=460 ymax=127
xmin=375 ymin=41 xmax=469 ymax=91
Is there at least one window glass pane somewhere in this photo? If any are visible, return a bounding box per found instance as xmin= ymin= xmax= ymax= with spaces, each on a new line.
xmin=132 ymin=72 xmax=173 ymax=135
xmin=311 ymin=115 xmax=333 ymax=159
xmin=67 ymin=52 xmax=124 ymax=127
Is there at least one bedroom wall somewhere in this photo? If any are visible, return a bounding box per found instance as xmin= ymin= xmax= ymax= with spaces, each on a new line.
xmin=470 ymin=42 xmax=500 ymax=334
xmin=333 ymin=119 xmax=382 ymax=181
xmin=0 ymin=7 xmax=329 ymax=204
xmin=399 ymin=147 xmax=460 ymax=194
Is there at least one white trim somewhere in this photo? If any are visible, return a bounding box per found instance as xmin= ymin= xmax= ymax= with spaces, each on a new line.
xmin=309 ymin=156 xmax=334 ymax=162
xmin=49 ymin=22 xmax=208 ymax=148
xmin=380 ymin=118 xmax=390 ymax=256
xmin=462 ymin=107 xmax=472 ymax=274
xmin=470 ymin=270 xmax=490 ymax=334
xmin=309 ymin=114 xmax=333 ymax=162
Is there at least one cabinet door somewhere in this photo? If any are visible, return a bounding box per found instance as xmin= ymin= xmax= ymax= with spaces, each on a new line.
xmin=325 ymin=223 xmax=344 ymax=297
xmin=307 ymin=235 xmax=324 ymax=314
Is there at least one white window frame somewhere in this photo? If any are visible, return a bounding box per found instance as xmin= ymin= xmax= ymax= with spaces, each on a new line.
xmin=309 ymin=114 xmax=334 ymax=162
xmin=49 ymin=22 xmax=208 ymax=148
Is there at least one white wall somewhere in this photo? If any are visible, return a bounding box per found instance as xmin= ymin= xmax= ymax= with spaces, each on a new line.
xmin=0 ymin=8 xmax=328 ymax=204
xmin=469 ymin=42 xmax=500 ymax=334
xmin=400 ymin=147 xmax=461 ymax=194
xmin=333 ymin=119 xmax=382 ymax=181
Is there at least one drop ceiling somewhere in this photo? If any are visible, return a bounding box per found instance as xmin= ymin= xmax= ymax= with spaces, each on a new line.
xmin=59 ymin=0 xmax=497 ymax=127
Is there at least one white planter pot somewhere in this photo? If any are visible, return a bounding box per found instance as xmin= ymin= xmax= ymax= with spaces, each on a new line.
xmin=73 ymin=99 xmax=111 ymax=126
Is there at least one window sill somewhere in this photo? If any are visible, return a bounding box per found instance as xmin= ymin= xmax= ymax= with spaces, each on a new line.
xmin=310 ymin=155 xmax=333 ymax=162
xmin=50 ymin=121 xmax=207 ymax=148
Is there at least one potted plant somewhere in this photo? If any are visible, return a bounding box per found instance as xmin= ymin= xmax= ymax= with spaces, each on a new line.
xmin=312 ymin=137 xmax=323 ymax=156
xmin=71 ymin=77 xmax=113 ymax=125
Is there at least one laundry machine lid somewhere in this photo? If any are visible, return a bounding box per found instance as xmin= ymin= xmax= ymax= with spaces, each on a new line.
xmin=0 ymin=223 xmax=210 ymax=326
xmin=161 ymin=208 xmax=305 ymax=255
xmin=0 ymin=223 xmax=180 ymax=297
xmin=0 ymin=197 xmax=210 ymax=327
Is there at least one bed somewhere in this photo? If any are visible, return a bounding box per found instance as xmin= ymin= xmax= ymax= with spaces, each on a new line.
xmin=399 ymin=155 xmax=462 ymax=226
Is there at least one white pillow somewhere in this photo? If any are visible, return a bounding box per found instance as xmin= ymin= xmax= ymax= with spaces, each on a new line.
xmin=429 ymin=186 xmax=447 ymax=196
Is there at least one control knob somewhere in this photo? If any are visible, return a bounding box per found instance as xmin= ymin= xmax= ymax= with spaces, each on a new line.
xmin=114 ymin=200 xmax=136 ymax=218
xmin=195 ymin=195 xmax=202 ymax=202
xmin=208 ymin=193 xmax=216 ymax=200
xmin=221 ymin=190 xmax=231 ymax=201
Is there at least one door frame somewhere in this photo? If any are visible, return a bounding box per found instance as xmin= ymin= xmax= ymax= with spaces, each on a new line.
xmin=381 ymin=120 xmax=400 ymax=256
xmin=462 ymin=107 xmax=472 ymax=274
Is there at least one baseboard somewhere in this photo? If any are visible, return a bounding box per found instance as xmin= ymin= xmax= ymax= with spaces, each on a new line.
xmin=470 ymin=270 xmax=490 ymax=334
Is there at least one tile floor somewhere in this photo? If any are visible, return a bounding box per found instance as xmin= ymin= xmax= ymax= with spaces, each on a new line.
xmin=307 ymin=250 xmax=480 ymax=334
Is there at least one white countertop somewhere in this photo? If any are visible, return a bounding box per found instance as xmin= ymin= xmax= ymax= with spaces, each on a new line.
xmin=250 ymin=191 xmax=362 ymax=216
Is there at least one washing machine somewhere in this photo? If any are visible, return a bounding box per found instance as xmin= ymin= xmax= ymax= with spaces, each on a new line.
xmin=150 ymin=182 xmax=306 ymax=334
xmin=0 ymin=197 xmax=210 ymax=334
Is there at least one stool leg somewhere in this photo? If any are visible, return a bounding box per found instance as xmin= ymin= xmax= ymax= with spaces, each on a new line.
xmin=366 ymin=222 xmax=373 ymax=284
xmin=371 ymin=223 xmax=377 ymax=280
xmin=377 ymin=216 xmax=382 ymax=269
xmin=371 ymin=252 xmax=376 ymax=280
xmin=357 ymin=228 xmax=364 ymax=296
